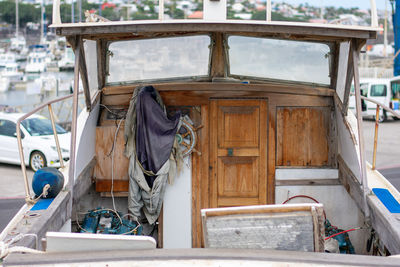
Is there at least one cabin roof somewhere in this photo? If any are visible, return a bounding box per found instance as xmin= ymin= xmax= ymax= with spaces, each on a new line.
xmin=50 ymin=20 xmax=378 ymax=41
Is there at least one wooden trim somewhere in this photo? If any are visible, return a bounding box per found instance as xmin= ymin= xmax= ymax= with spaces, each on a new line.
xmin=202 ymin=203 xmax=323 ymax=217
xmin=97 ymin=40 xmax=106 ymax=90
xmin=102 ymin=90 xmax=333 ymax=108
xmin=53 ymin=21 xmax=377 ymax=40
xmin=267 ymin=103 xmax=276 ymax=204
xmin=342 ymin=40 xmax=354 ymax=116
xmin=275 ymin=179 xmax=341 ymax=186
xmin=192 ymin=105 xmax=209 ymax=248
xmin=259 ymin=100 xmax=268 ymax=205
xmin=210 ymin=33 xmax=226 ymax=77
xmin=210 ymin=101 xmax=218 ymax=208
xmin=79 ymin=38 xmax=91 ymax=111
xmin=95 ymin=179 xmax=129 ymax=192
xmin=102 ymin=82 xmax=334 ymax=97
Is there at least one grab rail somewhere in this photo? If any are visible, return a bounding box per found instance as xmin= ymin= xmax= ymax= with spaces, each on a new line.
xmin=359 ymin=95 xmax=400 ymax=170
xmin=16 ymin=92 xmax=82 ymax=203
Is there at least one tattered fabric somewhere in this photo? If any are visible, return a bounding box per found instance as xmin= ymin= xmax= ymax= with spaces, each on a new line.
xmin=124 ymin=85 xmax=181 ymax=225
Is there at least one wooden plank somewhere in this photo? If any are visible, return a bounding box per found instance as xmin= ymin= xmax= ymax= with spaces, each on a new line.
xmin=103 ymin=90 xmax=333 ymax=108
xmin=275 ymin=179 xmax=341 ymax=186
xmin=259 ymin=100 xmax=267 ymax=205
xmin=210 ymin=33 xmax=225 ymax=77
xmin=54 ymin=21 xmax=376 ymax=39
xmin=102 ymin=82 xmax=335 ymax=97
xmin=97 ymin=40 xmax=107 ymax=90
xmin=94 ymin=126 xmax=129 ymax=184
xmin=267 ymin=103 xmax=276 ymax=204
xmin=202 ymin=203 xmax=322 ymax=217
xmin=342 ymin=41 xmax=354 ymax=115
xmin=95 ymin=180 xmax=129 ymax=192
xmin=210 ymin=101 xmax=218 ymax=209
xmin=276 ymin=107 xmax=330 ymax=167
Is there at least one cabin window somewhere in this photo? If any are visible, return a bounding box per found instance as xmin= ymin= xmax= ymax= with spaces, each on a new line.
xmin=107 ymin=35 xmax=211 ymax=84
xmin=227 ymin=36 xmax=331 ymax=85
xmin=336 ymin=41 xmax=350 ymax=102
xmin=370 ymin=84 xmax=387 ymax=97
xmin=84 ymin=40 xmax=99 ymax=98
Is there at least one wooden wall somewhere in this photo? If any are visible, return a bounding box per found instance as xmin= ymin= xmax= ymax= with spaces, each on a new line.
xmin=94 ymin=125 xmax=130 ymax=192
xmin=276 ymin=107 xmax=330 ymax=167
xmin=96 ymin=82 xmax=335 ymax=248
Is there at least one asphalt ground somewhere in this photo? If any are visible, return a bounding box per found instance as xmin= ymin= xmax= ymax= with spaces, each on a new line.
xmin=0 ymin=119 xmax=399 ymax=233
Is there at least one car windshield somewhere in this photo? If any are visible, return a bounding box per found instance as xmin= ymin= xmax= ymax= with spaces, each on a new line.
xmin=21 ymin=118 xmax=67 ymax=136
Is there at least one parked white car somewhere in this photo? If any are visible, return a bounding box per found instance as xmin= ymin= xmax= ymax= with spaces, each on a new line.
xmin=0 ymin=112 xmax=70 ymax=171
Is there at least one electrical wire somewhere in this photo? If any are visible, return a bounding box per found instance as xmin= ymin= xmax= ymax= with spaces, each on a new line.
xmin=325 ymin=227 xmax=363 ymax=241
xmin=282 ymin=194 xmax=327 ymax=220
xmin=111 ymin=119 xmax=124 ymax=213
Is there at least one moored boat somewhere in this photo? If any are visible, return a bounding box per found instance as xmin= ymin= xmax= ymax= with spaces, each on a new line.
xmin=2 ymin=0 xmax=400 ymax=265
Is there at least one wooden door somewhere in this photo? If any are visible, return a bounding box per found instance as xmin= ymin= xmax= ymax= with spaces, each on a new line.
xmin=210 ymin=99 xmax=267 ymax=208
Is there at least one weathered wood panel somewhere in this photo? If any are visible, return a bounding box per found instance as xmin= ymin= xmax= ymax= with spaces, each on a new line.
xmin=201 ymin=204 xmax=325 ymax=252
xmin=276 ymin=107 xmax=330 ymax=167
xmin=94 ymin=126 xmax=129 ymax=191
xmin=211 ymin=100 xmax=267 ymax=209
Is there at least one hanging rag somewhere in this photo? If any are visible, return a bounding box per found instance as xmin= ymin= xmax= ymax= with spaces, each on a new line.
xmin=124 ymin=85 xmax=181 ymax=225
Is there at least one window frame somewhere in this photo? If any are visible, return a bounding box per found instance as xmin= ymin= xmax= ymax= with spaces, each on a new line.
xmin=225 ymin=34 xmax=334 ymax=88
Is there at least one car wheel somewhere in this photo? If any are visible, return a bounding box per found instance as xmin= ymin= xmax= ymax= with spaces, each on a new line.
xmin=375 ymin=110 xmax=387 ymax=123
xmin=30 ymin=151 xmax=47 ymax=172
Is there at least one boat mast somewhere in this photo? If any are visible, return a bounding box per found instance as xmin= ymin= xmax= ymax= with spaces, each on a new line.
xmin=15 ymin=0 xmax=19 ymax=37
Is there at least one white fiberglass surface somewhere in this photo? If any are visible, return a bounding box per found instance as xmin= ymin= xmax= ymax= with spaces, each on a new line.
xmin=107 ymin=35 xmax=210 ymax=84
xmin=228 ymin=36 xmax=331 ymax=85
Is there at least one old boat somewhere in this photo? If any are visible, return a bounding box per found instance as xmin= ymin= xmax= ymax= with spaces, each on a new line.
xmin=2 ymin=0 xmax=400 ymax=265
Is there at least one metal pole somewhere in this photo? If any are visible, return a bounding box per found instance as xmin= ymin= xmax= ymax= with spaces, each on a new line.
xmin=40 ymin=0 xmax=44 ymax=44
xmin=266 ymin=0 xmax=271 ymax=22
xmin=352 ymin=40 xmax=370 ymax=218
xmin=16 ymin=122 xmax=30 ymax=202
xmin=78 ymin=0 xmax=82 ymax=22
xmin=372 ymin=105 xmax=380 ymax=170
xmin=159 ymin=0 xmax=164 ymax=20
xmin=370 ymin=0 xmax=379 ymax=27
xmin=71 ymin=0 xmax=75 ymax=23
xmin=48 ymin=104 xmax=64 ymax=168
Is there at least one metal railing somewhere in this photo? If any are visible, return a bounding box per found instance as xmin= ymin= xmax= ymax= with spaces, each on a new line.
xmin=16 ymin=92 xmax=82 ymax=203
xmin=359 ymin=95 xmax=400 ymax=170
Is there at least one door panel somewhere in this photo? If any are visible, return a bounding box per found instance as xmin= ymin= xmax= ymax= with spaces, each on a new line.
xmin=211 ymin=99 xmax=267 ymax=208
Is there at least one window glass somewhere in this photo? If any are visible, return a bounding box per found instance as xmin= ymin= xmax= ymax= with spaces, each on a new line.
xmin=107 ymin=35 xmax=211 ymax=84
xmin=391 ymin=81 xmax=400 ymax=99
xmin=228 ymin=36 xmax=331 ymax=85
xmin=22 ymin=118 xmax=67 ymax=136
xmin=0 ymin=120 xmax=17 ymax=137
xmin=84 ymin=40 xmax=98 ymax=97
xmin=336 ymin=42 xmax=350 ymax=102
xmin=370 ymin=84 xmax=387 ymax=97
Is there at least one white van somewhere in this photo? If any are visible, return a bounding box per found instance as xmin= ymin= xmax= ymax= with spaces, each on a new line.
xmin=349 ymin=77 xmax=400 ymax=122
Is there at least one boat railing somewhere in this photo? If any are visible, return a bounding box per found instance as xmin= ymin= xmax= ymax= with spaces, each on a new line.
xmin=16 ymin=92 xmax=82 ymax=203
xmin=358 ymin=95 xmax=400 ymax=170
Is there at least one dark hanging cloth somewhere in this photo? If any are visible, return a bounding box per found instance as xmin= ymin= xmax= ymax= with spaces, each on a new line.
xmin=135 ymin=86 xmax=180 ymax=188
